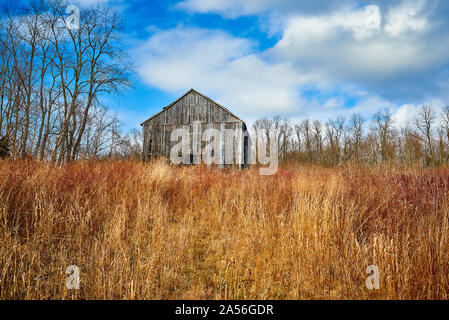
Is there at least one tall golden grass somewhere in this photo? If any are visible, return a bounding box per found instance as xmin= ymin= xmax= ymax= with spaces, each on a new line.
xmin=1 ymin=159 xmax=449 ymax=299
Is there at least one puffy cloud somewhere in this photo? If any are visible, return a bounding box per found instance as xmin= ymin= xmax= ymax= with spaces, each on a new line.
xmin=276 ymin=5 xmax=381 ymax=45
xmin=175 ymin=0 xmax=449 ymax=94
xmin=391 ymin=104 xmax=421 ymax=128
xmin=295 ymin=94 xmax=395 ymax=123
xmin=385 ymin=0 xmax=429 ymax=37
xmin=134 ymin=26 xmax=406 ymax=124
xmin=271 ymin=1 xmax=449 ymax=103
xmin=135 ymin=0 xmax=449 ymax=121
xmin=391 ymin=100 xmax=448 ymax=130
xmin=135 ymin=27 xmax=310 ymax=116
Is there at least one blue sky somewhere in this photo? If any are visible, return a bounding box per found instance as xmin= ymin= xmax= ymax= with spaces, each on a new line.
xmin=61 ymin=0 xmax=449 ymax=129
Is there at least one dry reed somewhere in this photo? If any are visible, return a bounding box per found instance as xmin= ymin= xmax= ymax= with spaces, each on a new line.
xmin=1 ymin=159 xmax=448 ymax=299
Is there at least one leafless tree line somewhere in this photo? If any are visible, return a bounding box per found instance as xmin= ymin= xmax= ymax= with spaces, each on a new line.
xmin=0 ymin=0 xmax=140 ymax=162
xmin=253 ymin=105 xmax=449 ymax=167
xmin=2 ymin=2 xmax=449 ymax=167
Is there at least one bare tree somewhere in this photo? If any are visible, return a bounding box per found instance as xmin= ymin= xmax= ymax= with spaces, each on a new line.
xmin=272 ymin=116 xmax=293 ymax=160
xmin=372 ymin=110 xmax=395 ymax=163
xmin=253 ymin=117 xmax=273 ymax=159
xmin=325 ymin=117 xmax=344 ymax=165
xmin=0 ymin=0 xmax=132 ymax=162
xmin=293 ymin=123 xmax=301 ymax=156
xmin=440 ymin=106 xmax=449 ymax=161
xmin=312 ymin=120 xmax=323 ymax=163
xmin=298 ymin=119 xmax=312 ymax=162
xmin=348 ymin=113 xmax=364 ymax=163
xmin=414 ymin=105 xmax=437 ymax=164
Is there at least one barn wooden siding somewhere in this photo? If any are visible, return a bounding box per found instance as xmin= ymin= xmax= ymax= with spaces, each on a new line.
xmin=141 ymin=89 xmax=248 ymax=166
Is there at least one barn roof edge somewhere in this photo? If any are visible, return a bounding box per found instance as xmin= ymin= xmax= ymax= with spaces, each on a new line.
xmin=140 ymin=88 xmax=245 ymax=126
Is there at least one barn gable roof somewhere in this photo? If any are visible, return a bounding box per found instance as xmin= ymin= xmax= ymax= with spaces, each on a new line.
xmin=140 ymin=88 xmax=244 ymax=126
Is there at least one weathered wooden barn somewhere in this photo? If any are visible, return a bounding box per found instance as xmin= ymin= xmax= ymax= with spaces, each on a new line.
xmin=141 ymin=89 xmax=248 ymax=166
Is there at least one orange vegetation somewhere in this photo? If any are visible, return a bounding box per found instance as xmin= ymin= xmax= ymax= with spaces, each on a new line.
xmin=1 ymin=160 xmax=448 ymax=299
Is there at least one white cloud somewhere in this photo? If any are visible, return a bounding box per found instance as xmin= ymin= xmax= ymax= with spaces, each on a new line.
xmin=298 ymin=94 xmax=395 ymax=123
xmin=391 ymin=104 xmax=420 ymax=128
xmin=391 ymin=101 xmax=446 ymax=129
xmin=134 ymin=26 xmax=410 ymax=125
xmin=271 ymin=3 xmax=449 ymax=84
xmin=177 ymin=0 xmax=448 ymax=83
xmin=133 ymin=24 xmax=446 ymax=122
xmin=385 ymin=0 xmax=429 ymax=37
xmin=135 ymin=28 xmax=310 ymax=116
xmin=134 ymin=1 xmax=449 ymax=122
xmin=277 ymin=5 xmax=381 ymax=45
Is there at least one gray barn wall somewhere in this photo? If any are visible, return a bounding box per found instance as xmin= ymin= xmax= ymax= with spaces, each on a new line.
xmin=141 ymin=90 xmax=247 ymax=165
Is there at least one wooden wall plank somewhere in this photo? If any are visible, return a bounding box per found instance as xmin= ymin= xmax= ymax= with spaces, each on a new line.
xmin=143 ymin=90 xmax=247 ymax=165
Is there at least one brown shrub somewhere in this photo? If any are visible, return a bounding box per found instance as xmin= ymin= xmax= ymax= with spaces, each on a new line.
xmin=0 ymin=160 xmax=448 ymax=299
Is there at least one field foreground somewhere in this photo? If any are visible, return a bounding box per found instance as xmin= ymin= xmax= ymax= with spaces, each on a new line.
xmin=1 ymin=160 xmax=449 ymax=299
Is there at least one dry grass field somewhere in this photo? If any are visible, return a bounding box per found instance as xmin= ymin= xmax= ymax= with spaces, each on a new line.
xmin=1 ymin=160 xmax=449 ymax=299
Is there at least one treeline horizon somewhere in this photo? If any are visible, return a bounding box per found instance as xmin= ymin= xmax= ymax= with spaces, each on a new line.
xmin=2 ymin=2 xmax=449 ymax=168
xmin=253 ymin=105 xmax=449 ymax=167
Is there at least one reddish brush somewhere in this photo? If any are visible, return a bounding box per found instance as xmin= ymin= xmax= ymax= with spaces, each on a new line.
xmin=0 ymin=160 xmax=448 ymax=299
